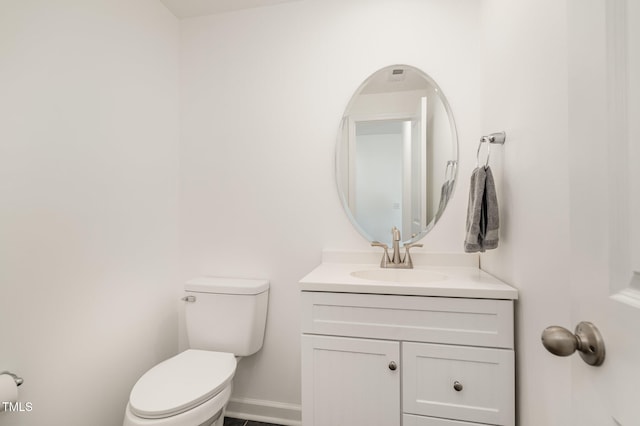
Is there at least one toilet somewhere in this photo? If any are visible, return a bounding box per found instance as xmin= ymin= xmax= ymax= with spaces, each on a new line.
xmin=123 ymin=277 xmax=269 ymax=426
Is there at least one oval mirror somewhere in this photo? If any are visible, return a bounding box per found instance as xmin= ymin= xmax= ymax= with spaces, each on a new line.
xmin=336 ymin=64 xmax=458 ymax=246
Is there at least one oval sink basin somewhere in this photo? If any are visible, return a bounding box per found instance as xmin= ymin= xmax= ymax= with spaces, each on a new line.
xmin=350 ymin=269 xmax=448 ymax=283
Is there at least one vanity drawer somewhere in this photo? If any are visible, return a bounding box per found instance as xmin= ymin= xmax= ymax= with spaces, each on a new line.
xmin=402 ymin=342 xmax=515 ymax=425
xmin=301 ymin=292 xmax=514 ymax=348
xmin=403 ymin=414 xmax=486 ymax=426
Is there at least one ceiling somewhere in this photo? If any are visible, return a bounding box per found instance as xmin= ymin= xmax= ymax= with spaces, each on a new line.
xmin=160 ymin=0 xmax=301 ymax=18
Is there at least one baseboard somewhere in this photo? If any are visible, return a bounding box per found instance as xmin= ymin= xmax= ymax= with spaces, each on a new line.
xmin=225 ymin=397 xmax=302 ymax=426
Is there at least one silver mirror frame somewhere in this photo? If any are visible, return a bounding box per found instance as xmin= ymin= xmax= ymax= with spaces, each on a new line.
xmin=335 ymin=64 xmax=459 ymax=246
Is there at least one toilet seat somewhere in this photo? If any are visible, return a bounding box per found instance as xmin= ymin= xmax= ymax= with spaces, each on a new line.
xmin=123 ymin=385 xmax=231 ymax=426
xmin=129 ymin=349 xmax=236 ymax=419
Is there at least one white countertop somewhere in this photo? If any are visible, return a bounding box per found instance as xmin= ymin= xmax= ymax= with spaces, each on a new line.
xmin=299 ymin=252 xmax=518 ymax=300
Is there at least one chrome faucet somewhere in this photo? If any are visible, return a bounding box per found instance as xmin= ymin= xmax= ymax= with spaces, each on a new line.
xmin=371 ymin=226 xmax=423 ymax=269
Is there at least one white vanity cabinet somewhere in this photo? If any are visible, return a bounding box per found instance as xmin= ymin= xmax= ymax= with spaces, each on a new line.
xmin=300 ymin=290 xmax=516 ymax=426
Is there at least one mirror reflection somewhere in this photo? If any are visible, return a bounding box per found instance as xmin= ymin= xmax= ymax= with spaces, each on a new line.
xmin=336 ymin=65 xmax=458 ymax=246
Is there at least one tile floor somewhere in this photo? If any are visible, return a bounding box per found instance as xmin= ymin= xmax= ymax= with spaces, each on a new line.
xmin=223 ymin=417 xmax=284 ymax=426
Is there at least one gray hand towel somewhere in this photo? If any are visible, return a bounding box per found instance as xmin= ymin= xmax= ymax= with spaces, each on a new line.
xmin=464 ymin=166 xmax=487 ymax=253
xmin=435 ymin=180 xmax=451 ymax=221
xmin=482 ymin=166 xmax=499 ymax=250
xmin=464 ymin=166 xmax=499 ymax=252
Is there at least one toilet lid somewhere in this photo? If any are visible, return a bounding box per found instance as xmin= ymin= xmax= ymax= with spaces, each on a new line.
xmin=129 ymin=350 xmax=236 ymax=419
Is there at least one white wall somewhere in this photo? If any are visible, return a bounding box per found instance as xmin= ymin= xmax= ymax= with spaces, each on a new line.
xmin=179 ymin=0 xmax=483 ymax=421
xmin=0 ymin=1 xmax=180 ymax=425
xmin=479 ymin=0 xmax=572 ymax=425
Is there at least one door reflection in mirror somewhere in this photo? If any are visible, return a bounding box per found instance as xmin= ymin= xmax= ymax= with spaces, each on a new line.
xmin=336 ymin=65 xmax=458 ymax=246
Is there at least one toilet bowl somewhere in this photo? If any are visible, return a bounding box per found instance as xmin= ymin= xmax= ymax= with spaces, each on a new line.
xmin=123 ymin=350 xmax=235 ymax=426
xmin=123 ymin=277 xmax=269 ymax=426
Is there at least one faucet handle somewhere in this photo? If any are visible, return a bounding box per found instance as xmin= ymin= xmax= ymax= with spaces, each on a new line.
xmin=404 ymin=242 xmax=423 ymax=250
xmin=371 ymin=241 xmax=391 ymax=268
xmin=402 ymin=242 xmax=423 ymax=268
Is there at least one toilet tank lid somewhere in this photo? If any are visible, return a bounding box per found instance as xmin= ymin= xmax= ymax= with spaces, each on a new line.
xmin=185 ymin=276 xmax=269 ymax=295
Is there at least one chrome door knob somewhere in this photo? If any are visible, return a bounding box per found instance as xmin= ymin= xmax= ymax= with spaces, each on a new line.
xmin=541 ymin=321 xmax=605 ymax=366
xmin=541 ymin=326 xmax=578 ymax=357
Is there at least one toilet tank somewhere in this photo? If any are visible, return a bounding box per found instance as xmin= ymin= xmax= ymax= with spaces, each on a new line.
xmin=184 ymin=277 xmax=269 ymax=357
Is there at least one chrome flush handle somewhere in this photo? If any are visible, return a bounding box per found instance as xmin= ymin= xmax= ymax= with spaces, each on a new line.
xmin=0 ymin=371 xmax=23 ymax=386
xmin=181 ymin=295 xmax=196 ymax=302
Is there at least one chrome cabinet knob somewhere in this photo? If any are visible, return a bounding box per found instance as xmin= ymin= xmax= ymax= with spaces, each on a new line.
xmin=541 ymin=321 xmax=605 ymax=366
xmin=388 ymin=361 xmax=397 ymax=371
xmin=453 ymin=381 xmax=463 ymax=392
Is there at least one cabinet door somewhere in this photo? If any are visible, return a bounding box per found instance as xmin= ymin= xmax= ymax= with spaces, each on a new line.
xmin=403 ymin=342 xmax=514 ymax=426
xmin=301 ymin=335 xmax=400 ymax=426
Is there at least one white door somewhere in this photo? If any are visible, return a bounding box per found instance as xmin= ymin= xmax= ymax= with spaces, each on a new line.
xmin=563 ymin=1 xmax=640 ymax=424
xmin=410 ymin=96 xmax=428 ymax=236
